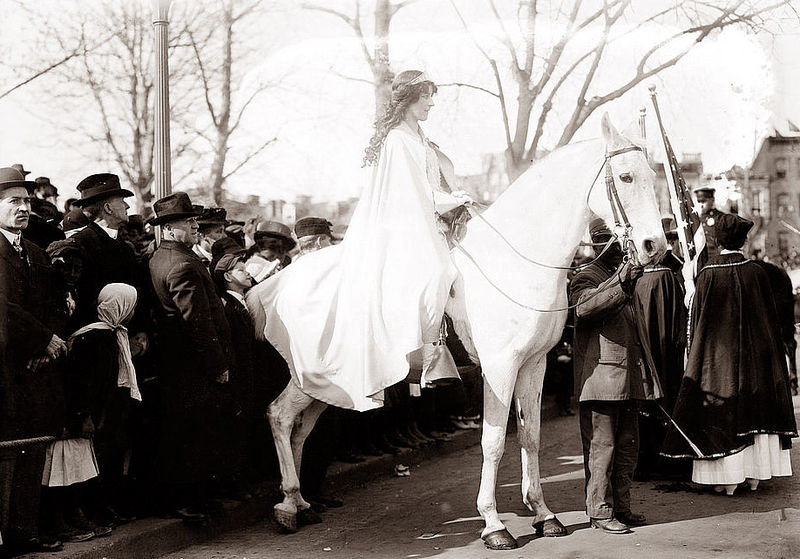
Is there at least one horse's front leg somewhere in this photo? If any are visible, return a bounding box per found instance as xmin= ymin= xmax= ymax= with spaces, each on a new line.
xmin=477 ymin=376 xmax=517 ymax=550
xmin=267 ymin=381 xmax=314 ymax=533
xmin=514 ymin=354 xmax=568 ymax=537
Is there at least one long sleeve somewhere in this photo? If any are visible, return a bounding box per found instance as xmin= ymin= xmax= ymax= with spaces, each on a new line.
xmin=570 ymin=267 xmax=629 ymax=321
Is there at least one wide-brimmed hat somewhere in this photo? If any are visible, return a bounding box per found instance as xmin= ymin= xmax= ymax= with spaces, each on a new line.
xmin=198 ymin=207 xmax=228 ymax=229
xmin=0 ymin=167 xmax=36 ymax=195
xmin=255 ymin=220 xmax=296 ymax=251
xmin=209 ymin=236 xmax=245 ymax=273
xmin=148 ymin=192 xmax=203 ymax=225
xmin=11 ymin=163 xmax=30 ymax=177
xmin=73 ymin=173 xmax=133 ymax=207
xmin=295 ymin=216 xmax=333 ymax=239
xmin=34 ymin=177 xmax=58 ymax=194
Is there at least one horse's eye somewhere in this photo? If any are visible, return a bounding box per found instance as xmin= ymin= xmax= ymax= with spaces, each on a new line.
xmin=619 ymin=172 xmax=633 ymax=183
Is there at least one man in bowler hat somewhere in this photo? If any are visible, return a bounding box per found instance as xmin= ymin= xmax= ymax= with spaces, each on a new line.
xmin=70 ymin=173 xmax=141 ymax=324
xmin=148 ymin=192 xmax=234 ymax=521
xmin=0 ymin=167 xmax=65 ymax=553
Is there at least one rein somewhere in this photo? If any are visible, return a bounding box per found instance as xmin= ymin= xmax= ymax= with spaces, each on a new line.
xmin=453 ymin=144 xmax=643 ymax=313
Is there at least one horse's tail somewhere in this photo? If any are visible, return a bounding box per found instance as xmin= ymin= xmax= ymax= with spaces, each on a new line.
xmin=245 ymin=284 xmax=268 ymax=341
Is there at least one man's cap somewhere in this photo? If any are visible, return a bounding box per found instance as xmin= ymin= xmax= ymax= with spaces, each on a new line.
xmin=73 ymin=173 xmax=133 ymax=207
xmin=210 ymin=236 xmax=245 ymax=273
xmin=295 ymin=216 xmax=333 ymax=239
xmin=255 ymin=220 xmax=296 ymax=251
xmin=692 ymin=185 xmax=715 ymax=197
xmin=198 ymin=207 xmax=228 ymax=229
xmin=123 ymin=214 xmax=145 ymax=233
xmin=588 ymin=217 xmax=613 ymax=244
xmin=11 ymin=163 xmax=30 ymax=176
xmin=0 ymin=167 xmax=36 ymax=196
xmin=46 ymin=238 xmax=84 ymax=260
xmin=34 ymin=177 xmax=58 ymax=194
xmin=214 ymin=252 xmax=245 ymax=275
xmin=715 ymin=213 xmax=753 ymax=250
xmin=148 ymin=192 xmax=203 ymax=225
xmin=62 ymin=207 xmax=90 ymax=232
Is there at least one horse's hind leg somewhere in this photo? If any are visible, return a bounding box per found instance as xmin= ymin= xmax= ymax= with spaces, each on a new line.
xmin=267 ymin=381 xmax=314 ymax=532
xmin=290 ymin=399 xmax=328 ymax=517
xmin=514 ymin=354 xmax=567 ymax=537
xmin=477 ymin=375 xmax=518 ymax=550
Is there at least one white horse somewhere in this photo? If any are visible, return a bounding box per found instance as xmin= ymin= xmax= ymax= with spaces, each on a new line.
xmin=247 ymin=113 xmax=666 ymax=548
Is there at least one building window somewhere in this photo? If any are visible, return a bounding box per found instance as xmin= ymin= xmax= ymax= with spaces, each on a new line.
xmin=750 ymin=190 xmax=761 ymax=215
xmin=778 ymin=231 xmax=790 ymax=256
xmin=776 ymin=157 xmax=787 ymax=179
xmin=777 ymin=193 xmax=791 ymax=217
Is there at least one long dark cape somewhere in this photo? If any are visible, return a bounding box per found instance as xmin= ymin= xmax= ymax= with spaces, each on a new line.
xmin=661 ymin=253 xmax=797 ymax=459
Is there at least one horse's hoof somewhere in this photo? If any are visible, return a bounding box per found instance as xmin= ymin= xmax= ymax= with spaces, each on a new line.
xmin=274 ymin=504 xmax=298 ymax=533
xmin=482 ymin=529 xmax=518 ymax=550
xmin=532 ymin=516 xmax=568 ymax=537
xmin=297 ymin=506 xmax=323 ymax=526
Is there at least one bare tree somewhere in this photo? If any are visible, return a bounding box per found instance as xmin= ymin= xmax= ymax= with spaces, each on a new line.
xmin=10 ymin=0 xmax=282 ymax=208
xmin=302 ymin=0 xmax=420 ymax=116
xmin=450 ymin=0 xmax=796 ymax=180
xmin=182 ymin=0 xmax=279 ymax=206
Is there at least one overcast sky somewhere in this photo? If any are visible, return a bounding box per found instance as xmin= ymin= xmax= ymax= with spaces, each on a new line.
xmin=1 ymin=0 xmax=798 ymax=207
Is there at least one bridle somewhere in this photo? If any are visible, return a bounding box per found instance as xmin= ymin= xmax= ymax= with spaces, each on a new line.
xmin=586 ymin=144 xmax=644 ymax=265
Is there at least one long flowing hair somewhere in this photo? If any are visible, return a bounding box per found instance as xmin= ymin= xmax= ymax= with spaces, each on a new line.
xmin=362 ymin=70 xmax=437 ymax=167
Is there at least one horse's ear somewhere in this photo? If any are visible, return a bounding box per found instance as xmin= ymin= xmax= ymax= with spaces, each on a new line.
xmin=600 ymin=112 xmax=624 ymax=150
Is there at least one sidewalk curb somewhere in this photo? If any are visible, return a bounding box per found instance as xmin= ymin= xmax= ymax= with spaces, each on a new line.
xmin=19 ymin=397 xmax=565 ymax=559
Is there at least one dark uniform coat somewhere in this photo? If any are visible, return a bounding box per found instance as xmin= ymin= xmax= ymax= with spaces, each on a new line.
xmin=661 ymin=253 xmax=798 ymax=459
xmin=149 ymin=240 xmax=233 ymax=483
xmin=632 ymin=250 xmax=686 ymax=407
xmin=570 ymin=260 xmax=662 ymax=402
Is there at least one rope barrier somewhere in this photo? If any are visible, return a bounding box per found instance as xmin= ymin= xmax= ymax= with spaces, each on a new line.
xmin=0 ymin=436 xmax=56 ymax=449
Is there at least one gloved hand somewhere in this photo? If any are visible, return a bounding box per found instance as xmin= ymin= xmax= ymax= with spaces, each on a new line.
xmin=618 ymin=261 xmax=644 ymax=294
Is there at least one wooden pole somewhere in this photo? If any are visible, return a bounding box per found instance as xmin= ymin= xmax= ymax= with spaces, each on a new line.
xmin=152 ymin=0 xmax=172 ymax=236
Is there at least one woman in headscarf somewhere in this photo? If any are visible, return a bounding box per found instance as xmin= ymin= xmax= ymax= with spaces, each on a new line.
xmin=64 ymin=283 xmax=140 ymax=526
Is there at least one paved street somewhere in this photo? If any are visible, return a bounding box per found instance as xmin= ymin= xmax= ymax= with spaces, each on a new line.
xmin=162 ymin=398 xmax=800 ymax=559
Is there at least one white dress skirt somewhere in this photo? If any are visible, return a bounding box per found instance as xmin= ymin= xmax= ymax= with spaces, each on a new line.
xmin=41 ymin=438 xmax=99 ymax=487
xmin=692 ymin=434 xmax=792 ymax=485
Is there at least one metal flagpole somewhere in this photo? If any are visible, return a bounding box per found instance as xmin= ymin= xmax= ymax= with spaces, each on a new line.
xmin=152 ymin=0 xmax=172 ymax=244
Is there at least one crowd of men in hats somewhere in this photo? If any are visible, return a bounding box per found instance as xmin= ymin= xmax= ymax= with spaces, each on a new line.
xmin=0 ymin=165 xmax=482 ymax=556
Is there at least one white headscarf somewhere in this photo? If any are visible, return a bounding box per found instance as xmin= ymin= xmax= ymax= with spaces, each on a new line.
xmin=69 ymin=283 xmax=141 ymax=401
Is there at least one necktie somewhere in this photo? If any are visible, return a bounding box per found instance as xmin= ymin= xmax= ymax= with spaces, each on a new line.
xmin=12 ymin=239 xmax=26 ymax=263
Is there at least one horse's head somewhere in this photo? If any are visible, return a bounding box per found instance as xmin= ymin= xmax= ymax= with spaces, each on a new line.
xmin=587 ymin=113 xmax=667 ymax=266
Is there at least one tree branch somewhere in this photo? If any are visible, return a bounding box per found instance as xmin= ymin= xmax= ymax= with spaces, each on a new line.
xmin=437 ymin=82 xmax=500 ymax=98
xmin=222 ymin=137 xmax=278 ymax=180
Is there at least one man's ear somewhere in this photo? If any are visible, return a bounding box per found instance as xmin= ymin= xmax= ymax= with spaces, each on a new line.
xmin=223 ymin=270 xmax=233 ymax=283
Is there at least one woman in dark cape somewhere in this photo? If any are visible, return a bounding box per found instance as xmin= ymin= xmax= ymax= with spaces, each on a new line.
xmin=661 ymin=214 xmax=797 ymax=494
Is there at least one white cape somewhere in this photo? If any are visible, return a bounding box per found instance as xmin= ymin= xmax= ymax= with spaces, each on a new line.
xmin=248 ymin=126 xmax=458 ymax=410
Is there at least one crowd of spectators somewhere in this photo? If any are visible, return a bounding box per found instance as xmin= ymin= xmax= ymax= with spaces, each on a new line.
xmin=0 ymin=165 xmax=487 ymax=556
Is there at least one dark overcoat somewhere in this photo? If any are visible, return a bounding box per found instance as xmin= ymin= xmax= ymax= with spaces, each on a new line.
xmin=661 ymin=253 xmax=798 ymax=459
xmin=570 ymin=260 xmax=662 ymax=403
xmin=0 ymin=234 xmax=62 ymax=440
xmin=72 ymin=222 xmax=141 ymax=324
xmin=149 ymin=240 xmax=233 ymax=483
